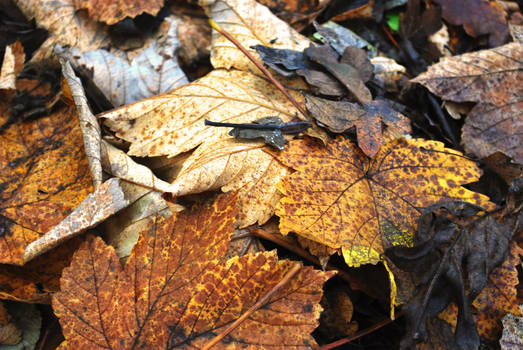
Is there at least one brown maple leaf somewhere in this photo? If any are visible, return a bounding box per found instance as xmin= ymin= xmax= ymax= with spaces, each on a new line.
xmin=274 ymin=136 xmax=493 ymax=267
xmin=53 ymin=194 xmax=334 ymax=349
xmin=412 ymin=42 xmax=522 ymax=164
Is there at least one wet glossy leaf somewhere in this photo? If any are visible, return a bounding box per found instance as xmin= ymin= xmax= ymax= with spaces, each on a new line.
xmin=53 ymin=194 xmax=334 ymax=349
xmin=275 ymin=137 xmax=492 ymax=267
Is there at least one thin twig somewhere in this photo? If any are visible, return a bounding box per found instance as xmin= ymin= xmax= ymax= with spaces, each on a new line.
xmin=208 ymin=19 xmax=309 ymax=118
xmin=248 ymin=227 xmax=353 ymax=284
xmin=317 ymin=312 xmax=403 ymax=350
xmin=202 ymin=263 xmax=302 ymax=350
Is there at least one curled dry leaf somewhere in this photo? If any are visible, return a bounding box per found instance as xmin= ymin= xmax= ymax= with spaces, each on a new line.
xmin=274 ymin=137 xmax=492 ymax=267
xmin=199 ymin=0 xmax=310 ymax=71
xmin=170 ymin=138 xmax=291 ymax=228
xmin=74 ymin=0 xmax=163 ymax=25
xmin=0 ymin=41 xmax=25 ymax=91
xmin=0 ymin=80 xmax=93 ymax=265
xmin=413 ymin=42 xmax=523 ymax=164
xmin=53 ymin=194 xmax=334 ymax=349
xmin=13 ymin=0 xmax=109 ymax=64
xmin=102 ymin=69 xmax=306 ymax=158
xmin=57 ymin=16 xmax=188 ymax=108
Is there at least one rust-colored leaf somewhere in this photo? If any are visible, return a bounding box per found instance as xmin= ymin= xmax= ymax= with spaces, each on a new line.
xmin=0 ymin=80 xmax=93 ymax=265
xmin=412 ymin=42 xmax=523 ymax=163
xmin=74 ymin=0 xmax=163 ymax=25
xmin=275 ymin=137 xmax=492 ymax=267
xmin=53 ymin=194 xmax=334 ymax=348
xmin=432 ymin=0 xmax=509 ymax=47
xmin=102 ymin=69 xmax=306 ymax=158
xmin=170 ymin=138 xmax=291 ymax=228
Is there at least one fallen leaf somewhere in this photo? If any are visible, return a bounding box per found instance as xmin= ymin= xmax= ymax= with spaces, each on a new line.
xmin=387 ymin=202 xmax=511 ymax=348
xmin=317 ymin=285 xmax=358 ymax=341
xmin=169 ymin=138 xmax=290 ymax=228
xmin=432 ymin=0 xmax=509 ymax=47
xmin=102 ymin=69 xmax=306 ymax=158
xmin=13 ymin=0 xmax=110 ymax=64
xmin=53 ymin=194 xmax=334 ymax=349
xmin=0 ymin=42 xmax=24 ymax=91
xmin=274 ymin=136 xmax=492 ymax=267
xmin=74 ymin=0 xmax=163 ymax=25
xmin=500 ymin=305 xmax=523 ymax=350
xmin=199 ymin=0 xmax=310 ymax=71
xmin=57 ymin=16 xmax=188 ymax=107
xmin=305 ymin=96 xmax=411 ymax=157
xmin=0 ymin=80 xmax=93 ymax=265
xmin=326 ymin=0 xmax=374 ymax=21
xmin=370 ymin=56 xmax=406 ymax=93
xmin=413 ymin=42 xmax=523 ymax=163
xmin=257 ymin=0 xmax=328 ymax=27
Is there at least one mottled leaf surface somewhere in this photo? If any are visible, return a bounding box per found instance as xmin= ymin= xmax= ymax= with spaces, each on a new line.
xmin=74 ymin=0 xmax=163 ymax=25
xmin=275 ymin=137 xmax=491 ymax=267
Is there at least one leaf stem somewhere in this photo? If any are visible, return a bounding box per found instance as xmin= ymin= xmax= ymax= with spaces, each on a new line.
xmin=202 ymin=262 xmax=302 ymax=350
xmin=208 ymin=19 xmax=309 ymax=119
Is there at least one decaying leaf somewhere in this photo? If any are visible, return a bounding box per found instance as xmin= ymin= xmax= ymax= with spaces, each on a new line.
xmin=0 ymin=301 xmax=41 ymax=349
xmin=305 ymin=95 xmax=411 ymax=157
xmin=102 ymin=69 xmax=306 ymax=158
xmin=170 ymin=138 xmax=290 ymax=228
xmin=0 ymin=80 xmax=93 ymax=265
xmin=432 ymin=0 xmax=509 ymax=47
xmin=386 ymin=202 xmax=513 ymax=349
xmin=57 ymin=16 xmax=188 ymax=107
xmin=500 ymin=305 xmax=523 ymax=350
xmin=0 ymin=42 xmax=24 ymax=91
xmin=0 ymin=302 xmax=21 ymax=345
xmin=199 ymin=0 xmax=310 ymax=71
xmin=13 ymin=0 xmax=110 ymax=64
xmin=275 ymin=136 xmax=492 ymax=267
xmin=74 ymin=0 xmax=163 ymax=25
xmin=413 ymin=42 xmax=523 ymax=164
xmin=53 ymin=194 xmax=334 ymax=349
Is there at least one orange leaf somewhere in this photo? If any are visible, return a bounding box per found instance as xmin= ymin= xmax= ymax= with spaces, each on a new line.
xmin=53 ymin=194 xmax=334 ymax=348
xmin=275 ymin=137 xmax=492 ymax=267
xmin=0 ymin=80 xmax=93 ymax=265
xmin=74 ymin=0 xmax=163 ymax=25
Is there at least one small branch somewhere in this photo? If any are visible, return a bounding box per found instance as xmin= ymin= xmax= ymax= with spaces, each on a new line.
xmin=202 ymin=262 xmax=302 ymax=350
xmin=208 ymin=19 xmax=309 ymax=119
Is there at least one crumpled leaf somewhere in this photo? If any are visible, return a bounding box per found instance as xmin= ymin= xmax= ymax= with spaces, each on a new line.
xmin=412 ymin=42 xmax=523 ymax=164
xmin=53 ymin=194 xmax=334 ymax=349
xmin=102 ymin=69 xmax=306 ymax=158
xmin=274 ymin=136 xmax=492 ymax=267
xmin=305 ymin=96 xmax=411 ymax=157
xmin=74 ymin=0 xmax=163 ymax=25
xmin=199 ymin=0 xmax=310 ymax=71
xmin=0 ymin=42 xmax=24 ymax=91
xmin=386 ymin=202 xmax=512 ymax=349
xmin=169 ymin=138 xmax=290 ymax=228
xmin=432 ymin=0 xmax=509 ymax=47
xmin=13 ymin=0 xmax=110 ymax=64
xmin=0 ymin=79 xmax=93 ymax=265
xmin=0 ymin=301 xmax=41 ymax=350
xmin=57 ymin=16 xmax=188 ymax=107
xmin=500 ymin=305 xmax=523 ymax=350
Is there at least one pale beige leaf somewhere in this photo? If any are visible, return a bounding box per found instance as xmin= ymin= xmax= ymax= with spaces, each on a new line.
xmin=0 ymin=42 xmax=24 ymax=91
xmin=14 ymin=0 xmax=109 ymax=65
xmin=61 ymin=59 xmax=103 ymax=189
xmin=199 ymin=0 xmax=310 ymax=71
xmin=170 ymin=138 xmax=290 ymax=227
xmin=57 ymin=16 xmax=188 ymax=107
xmin=101 ymin=69 xmax=306 ymax=158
